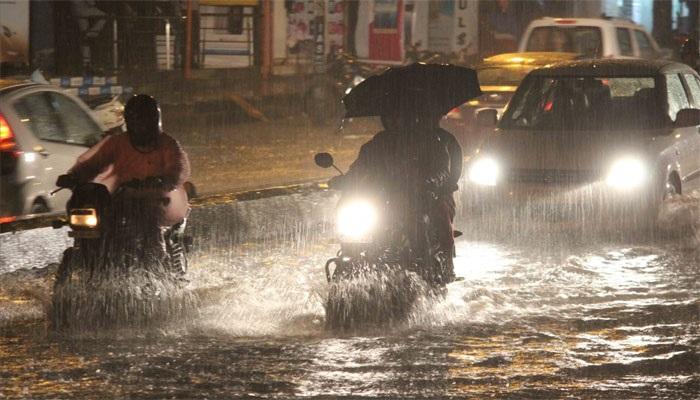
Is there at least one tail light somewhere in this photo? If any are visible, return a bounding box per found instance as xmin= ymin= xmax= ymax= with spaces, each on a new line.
xmin=0 ymin=216 xmax=17 ymax=224
xmin=0 ymin=114 xmax=18 ymax=153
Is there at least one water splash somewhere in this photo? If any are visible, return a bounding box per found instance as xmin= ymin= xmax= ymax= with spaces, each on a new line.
xmin=325 ymin=264 xmax=434 ymax=331
xmin=49 ymin=258 xmax=199 ymax=333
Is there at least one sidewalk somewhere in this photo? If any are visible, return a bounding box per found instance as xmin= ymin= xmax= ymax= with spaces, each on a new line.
xmin=168 ymin=115 xmax=380 ymax=195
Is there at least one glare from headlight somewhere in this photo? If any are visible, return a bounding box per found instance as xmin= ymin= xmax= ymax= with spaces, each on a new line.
xmin=606 ymin=157 xmax=647 ymax=189
xmin=468 ymin=157 xmax=500 ymax=186
xmin=70 ymin=214 xmax=98 ymax=227
xmin=337 ymin=200 xmax=377 ymax=241
xmin=69 ymin=208 xmax=98 ymax=228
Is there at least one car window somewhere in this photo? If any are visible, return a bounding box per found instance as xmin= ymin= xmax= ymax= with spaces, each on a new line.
xmin=502 ymin=76 xmax=663 ymax=131
xmin=634 ymin=30 xmax=655 ymax=58
xmin=13 ymin=92 xmax=66 ymax=142
xmin=682 ymin=73 xmax=700 ymax=108
xmin=666 ymin=74 xmax=690 ymax=120
xmin=525 ymin=26 xmax=602 ymax=58
xmin=47 ymin=93 xmax=102 ymax=146
xmin=616 ymin=28 xmax=633 ymax=56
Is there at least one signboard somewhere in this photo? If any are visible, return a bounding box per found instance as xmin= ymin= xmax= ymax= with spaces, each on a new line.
xmin=326 ymin=0 xmax=345 ymax=54
xmin=428 ymin=0 xmax=478 ymax=54
xmin=453 ymin=0 xmax=478 ymax=55
xmin=427 ymin=0 xmax=454 ymax=53
xmin=0 ymin=0 xmax=30 ymax=66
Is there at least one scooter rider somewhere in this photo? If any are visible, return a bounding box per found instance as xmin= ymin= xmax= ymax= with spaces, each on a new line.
xmin=330 ymin=110 xmax=454 ymax=282
xmin=58 ymin=94 xmax=190 ymax=224
xmin=56 ymin=95 xmax=191 ymax=267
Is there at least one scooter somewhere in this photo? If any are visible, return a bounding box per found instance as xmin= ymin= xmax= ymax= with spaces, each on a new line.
xmin=49 ymin=176 xmax=193 ymax=330
xmin=314 ymin=153 xmax=452 ymax=330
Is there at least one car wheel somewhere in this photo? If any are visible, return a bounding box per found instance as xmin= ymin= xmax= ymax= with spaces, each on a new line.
xmin=30 ymin=199 xmax=50 ymax=214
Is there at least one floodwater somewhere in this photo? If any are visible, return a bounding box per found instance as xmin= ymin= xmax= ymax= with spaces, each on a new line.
xmin=1 ymin=198 xmax=699 ymax=399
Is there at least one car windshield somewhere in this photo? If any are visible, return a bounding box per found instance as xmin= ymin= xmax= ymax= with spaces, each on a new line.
xmin=477 ymin=66 xmax=534 ymax=86
xmin=526 ymin=26 xmax=602 ymax=58
xmin=501 ymin=76 xmax=666 ymax=131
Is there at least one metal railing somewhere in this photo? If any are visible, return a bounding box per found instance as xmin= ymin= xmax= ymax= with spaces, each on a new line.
xmin=197 ymin=8 xmax=256 ymax=69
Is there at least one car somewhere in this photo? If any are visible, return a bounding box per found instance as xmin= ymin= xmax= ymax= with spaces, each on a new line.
xmin=466 ymin=59 xmax=700 ymax=225
xmin=0 ymin=81 xmax=106 ymax=222
xmin=518 ymin=17 xmax=669 ymax=60
xmin=85 ymin=94 xmax=125 ymax=134
xmin=442 ymin=52 xmax=581 ymax=154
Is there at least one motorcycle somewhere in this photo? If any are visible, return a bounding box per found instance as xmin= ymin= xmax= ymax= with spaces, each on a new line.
xmin=49 ymin=176 xmax=194 ymax=330
xmin=314 ymin=153 xmax=453 ymax=330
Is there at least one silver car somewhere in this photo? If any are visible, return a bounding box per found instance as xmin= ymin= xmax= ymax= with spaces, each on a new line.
xmin=1 ymin=81 xmax=105 ymax=221
xmin=467 ymin=59 xmax=700 ymax=222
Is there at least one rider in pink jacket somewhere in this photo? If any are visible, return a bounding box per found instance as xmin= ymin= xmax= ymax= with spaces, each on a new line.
xmin=67 ymin=94 xmax=190 ymax=226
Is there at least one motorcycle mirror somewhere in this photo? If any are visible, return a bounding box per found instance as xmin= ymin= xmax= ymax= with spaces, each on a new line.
xmin=314 ymin=152 xmax=335 ymax=168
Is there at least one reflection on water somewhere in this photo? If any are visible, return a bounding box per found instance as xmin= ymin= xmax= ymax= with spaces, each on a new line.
xmin=0 ymin=195 xmax=699 ymax=398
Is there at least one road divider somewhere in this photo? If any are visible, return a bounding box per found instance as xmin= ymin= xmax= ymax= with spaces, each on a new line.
xmin=0 ymin=181 xmax=334 ymax=235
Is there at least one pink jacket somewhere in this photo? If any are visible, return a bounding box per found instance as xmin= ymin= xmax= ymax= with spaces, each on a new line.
xmin=69 ymin=132 xmax=191 ymax=225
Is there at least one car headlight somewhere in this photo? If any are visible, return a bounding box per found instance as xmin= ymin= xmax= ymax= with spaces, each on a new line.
xmin=468 ymin=157 xmax=500 ymax=186
xmin=69 ymin=208 xmax=98 ymax=228
xmin=337 ymin=199 xmax=377 ymax=242
xmin=605 ymin=157 xmax=647 ymax=189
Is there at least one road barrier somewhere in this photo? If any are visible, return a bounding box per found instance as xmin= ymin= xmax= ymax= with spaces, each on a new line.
xmin=0 ymin=181 xmax=338 ymax=273
xmin=0 ymin=181 xmax=334 ymax=235
xmin=48 ymin=75 xmax=133 ymax=97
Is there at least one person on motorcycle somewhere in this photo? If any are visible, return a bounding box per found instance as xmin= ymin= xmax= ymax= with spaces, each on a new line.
xmin=435 ymin=126 xmax=462 ymax=279
xmin=57 ymin=94 xmax=191 ymax=266
xmin=330 ymin=109 xmax=455 ymax=282
xmin=59 ymin=94 xmax=190 ymax=222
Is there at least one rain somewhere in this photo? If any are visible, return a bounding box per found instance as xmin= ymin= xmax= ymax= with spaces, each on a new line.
xmin=1 ymin=1 xmax=699 ymax=399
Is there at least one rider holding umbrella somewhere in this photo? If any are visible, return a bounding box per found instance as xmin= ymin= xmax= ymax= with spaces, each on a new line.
xmin=332 ymin=63 xmax=481 ymax=282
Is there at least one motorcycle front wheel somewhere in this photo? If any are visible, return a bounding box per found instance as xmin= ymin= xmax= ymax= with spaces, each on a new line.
xmin=324 ymin=260 xmax=427 ymax=331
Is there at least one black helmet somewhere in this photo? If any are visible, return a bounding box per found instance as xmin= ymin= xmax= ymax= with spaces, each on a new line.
xmin=125 ymin=94 xmax=161 ymax=151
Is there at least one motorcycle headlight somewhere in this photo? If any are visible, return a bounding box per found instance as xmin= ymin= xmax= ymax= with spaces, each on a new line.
xmin=337 ymin=199 xmax=377 ymax=242
xmin=69 ymin=208 xmax=99 ymax=228
xmin=468 ymin=157 xmax=500 ymax=186
xmin=605 ymin=157 xmax=647 ymax=189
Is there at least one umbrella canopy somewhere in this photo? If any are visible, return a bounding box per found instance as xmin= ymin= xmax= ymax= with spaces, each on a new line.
xmin=342 ymin=63 xmax=482 ymax=118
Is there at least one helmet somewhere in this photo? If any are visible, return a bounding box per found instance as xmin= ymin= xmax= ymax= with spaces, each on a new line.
xmin=124 ymin=94 xmax=161 ymax=151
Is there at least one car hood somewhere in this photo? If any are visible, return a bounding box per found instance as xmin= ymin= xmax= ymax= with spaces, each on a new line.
xmin=477 ymin=128 xmax=666 ymax=173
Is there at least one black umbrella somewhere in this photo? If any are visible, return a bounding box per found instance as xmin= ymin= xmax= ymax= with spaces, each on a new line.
xmin=342 ymin=63 xmax=482 ymax=118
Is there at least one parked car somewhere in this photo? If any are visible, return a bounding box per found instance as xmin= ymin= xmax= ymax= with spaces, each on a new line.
xmin=0 ymin=81 xmax=106 ymax=222
xmin=442 ymin=51 xmax=581 ymax=155
xmin=518 ymin=17 xmax=670 ymax=60
xmin=466 ymin=59 xmax=700 ymax=224
xmin=85 ymin=94 xmax=125 ymax=134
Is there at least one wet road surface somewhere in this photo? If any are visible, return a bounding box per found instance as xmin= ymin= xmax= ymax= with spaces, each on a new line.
xmin=1 ymin=231 xmax=698 ymax=398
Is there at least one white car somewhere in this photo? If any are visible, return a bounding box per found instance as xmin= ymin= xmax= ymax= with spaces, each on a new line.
xmin=0 ymin=81 xmax=105 ymax=221
xmin=468 ymin=59 xmax=700 ymax=222
xmin=518 ymin=17 xmax=667 ymax=60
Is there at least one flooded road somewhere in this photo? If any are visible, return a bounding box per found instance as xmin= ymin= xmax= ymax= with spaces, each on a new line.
xmin=1 ymin=233 xmax=698 ymax=398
